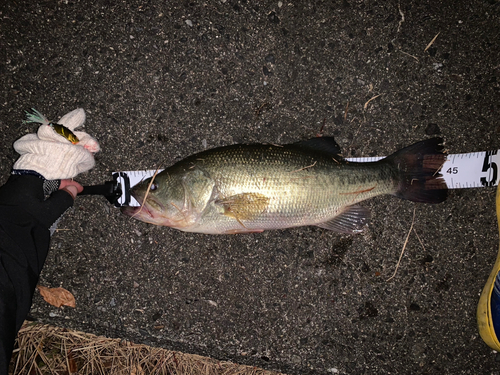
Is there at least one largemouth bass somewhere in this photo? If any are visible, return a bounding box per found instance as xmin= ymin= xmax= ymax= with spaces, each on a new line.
xmin=121 ymin=137 xmax=447 ymax=234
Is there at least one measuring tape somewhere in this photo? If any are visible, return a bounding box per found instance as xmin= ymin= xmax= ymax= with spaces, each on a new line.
xmin=351 ymin=150 xmax=500 ymax=189
xmin=112 ymin=150 xmax=500 ymax=207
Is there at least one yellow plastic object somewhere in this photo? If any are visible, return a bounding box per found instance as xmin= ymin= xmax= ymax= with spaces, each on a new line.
xmin=477 ymin=184 xmax=500 ymax=351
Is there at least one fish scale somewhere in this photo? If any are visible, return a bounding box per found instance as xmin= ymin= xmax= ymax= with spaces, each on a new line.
xmin=190 ymin=146 xmax=385 ymax=230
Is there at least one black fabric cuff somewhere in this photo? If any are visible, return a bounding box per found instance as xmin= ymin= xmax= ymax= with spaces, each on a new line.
xmin=11 ymin=169 xmax=61 ymax=196
xmin=0 ymin=175 xmax=74 ymax=230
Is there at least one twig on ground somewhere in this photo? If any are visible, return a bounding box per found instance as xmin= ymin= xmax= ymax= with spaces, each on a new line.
xmin=364 ymin=94 xmax=382 ymax=110
xmin=424 ymin=32 xmax=440 ymax=52
xmin=413 ymin=227 xmax=426 ymax=252
xmin=397 ymin=3 xmax=405 ymax=33
xmin=344 ymin=101 xmax=349 ymax=121
xmin=387 ymin=208 xmax=416 ymax=282
xmin=400 ymin=50 xmax=419 ymax=62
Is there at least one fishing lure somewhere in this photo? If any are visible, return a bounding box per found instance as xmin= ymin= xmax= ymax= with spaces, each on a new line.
xmin=24 ymin=108 xmax=80 ymax=144
xmin=48 ymin=122 xmax=80 ymax=144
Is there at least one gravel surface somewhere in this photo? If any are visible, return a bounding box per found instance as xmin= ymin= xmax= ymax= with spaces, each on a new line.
xmin=1 ymin=1 xmax=500 ymax=374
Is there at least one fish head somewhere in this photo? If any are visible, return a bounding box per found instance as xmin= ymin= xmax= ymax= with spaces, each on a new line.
xmin=121 ymin=168 xmax=215 ymax=230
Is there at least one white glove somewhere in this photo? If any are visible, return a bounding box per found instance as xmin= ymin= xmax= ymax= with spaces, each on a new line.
xmin=13 ymin=108 xmax=100 ymax=180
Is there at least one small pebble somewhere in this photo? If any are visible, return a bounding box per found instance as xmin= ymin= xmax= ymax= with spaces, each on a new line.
xmin=268 ymin=11 xmax=280 ymax=24
xmin=265 ymin=54 xmax=275 ymax=63
xmin=425 ymin=123 xmax=441 ymax=135
xmin=185 ymin=19 xmax=193 ymax=27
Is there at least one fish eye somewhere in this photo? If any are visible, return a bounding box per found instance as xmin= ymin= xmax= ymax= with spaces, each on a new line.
xmin=150 ymin=182 xmax=158 ymax=191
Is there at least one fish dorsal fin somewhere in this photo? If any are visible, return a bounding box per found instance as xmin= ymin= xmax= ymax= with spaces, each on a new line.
xmin=217 ymin=193 xmax=270 ymax=222
xmin=290 ymin=137 xmax=343 ymax=157
xmin=316 ymin=205 xmax=371 ymax=233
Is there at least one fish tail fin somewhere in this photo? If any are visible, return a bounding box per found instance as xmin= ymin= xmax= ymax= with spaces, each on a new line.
xmin=384 ymin=137 xmax=448 ymax=203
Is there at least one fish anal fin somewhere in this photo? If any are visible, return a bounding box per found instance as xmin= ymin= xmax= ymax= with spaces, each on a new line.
xmin=218 ymin=193 xmax=270 ymax=221
xmin=316 ymin=205 xmax=371 ymax=233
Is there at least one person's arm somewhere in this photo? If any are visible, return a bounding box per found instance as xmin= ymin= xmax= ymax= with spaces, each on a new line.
xmin=0 ymin=175 xmax=82 ymax=373
xmin=0 ymin=108 xmax=97 ymax=372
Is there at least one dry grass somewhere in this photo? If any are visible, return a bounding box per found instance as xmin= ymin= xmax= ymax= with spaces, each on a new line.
xmin=9 ymin=322 xmax=286 ymax=375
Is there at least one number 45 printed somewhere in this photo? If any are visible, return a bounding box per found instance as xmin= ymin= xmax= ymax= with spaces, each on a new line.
xmin=445 ymin=150 xmax=499 ymax=188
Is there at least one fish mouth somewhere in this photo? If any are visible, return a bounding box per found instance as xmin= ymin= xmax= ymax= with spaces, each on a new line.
xmin=120 ymin=190 xmax=169 ymax=225
xmin=120 ymin=205 xmax=145 ymax=217
xmin=120 ymin=202 xmax=156 ymax=221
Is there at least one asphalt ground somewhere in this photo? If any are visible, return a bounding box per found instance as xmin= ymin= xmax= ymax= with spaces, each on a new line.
xmin=1 ymin=0 xmax=500 ymax=373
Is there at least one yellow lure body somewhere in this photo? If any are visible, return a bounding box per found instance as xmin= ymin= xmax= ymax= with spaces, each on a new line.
xmin=49 ymin=123 xmax=79 ymax=144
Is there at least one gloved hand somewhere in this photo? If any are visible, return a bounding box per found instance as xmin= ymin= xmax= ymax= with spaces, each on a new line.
xmin=0 ymin=175 xmax=82 ymax=231
xmin=13 ymin=108 xmax=100 ymax=180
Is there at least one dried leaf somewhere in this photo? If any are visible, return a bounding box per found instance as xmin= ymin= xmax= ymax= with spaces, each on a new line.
xmin=37 ymin=285 xmax=76 ymax=308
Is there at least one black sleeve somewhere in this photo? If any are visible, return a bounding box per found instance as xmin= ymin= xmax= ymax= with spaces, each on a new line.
xmin=0 ymin=175 xmax=74 ymax=229
xmin=0 ymin=175 xmax=75 ymax=372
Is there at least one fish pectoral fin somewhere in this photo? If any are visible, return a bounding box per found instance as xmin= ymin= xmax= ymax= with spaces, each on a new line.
xmin=217 ymin=193 xmax=269 ymax=221
xmin=316 ymin=205 xmax=371 ymax=233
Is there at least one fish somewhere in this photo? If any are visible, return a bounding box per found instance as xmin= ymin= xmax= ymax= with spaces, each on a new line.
xmin=121 ymin=137 xmax=447 ymax=234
